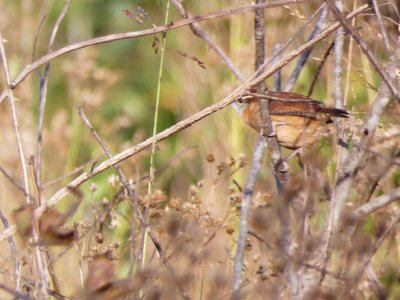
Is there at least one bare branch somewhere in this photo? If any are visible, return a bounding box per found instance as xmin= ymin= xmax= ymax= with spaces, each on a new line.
xmin=284 ymin=4 xmax=328 ymax=91
xmin=36 ymin=0 xmax=71 ymax=186
xmin=355 ymin=187 xmax=400 ymax=218
xmin=0 ymin=166 xmax=25 ymax=192
xmin=371 ymin=0 xmax=392 ymax=52
xmin=0 ymin=208 xmax=20 ymax=293
xmin=232 ymin=136 xmax=266 ymax=300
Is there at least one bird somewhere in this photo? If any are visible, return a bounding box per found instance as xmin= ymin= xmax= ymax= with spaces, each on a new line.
xmin=232 ymin=90 xmax=349 ymax=150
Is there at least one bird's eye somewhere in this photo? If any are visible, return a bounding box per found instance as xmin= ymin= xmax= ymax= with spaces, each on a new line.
xmin=238 ymin=98 xmax=244 ymax=104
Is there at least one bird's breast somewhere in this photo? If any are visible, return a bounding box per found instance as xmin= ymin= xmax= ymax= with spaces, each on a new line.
xmin=272 ymin=115 xmax=327 ymax=149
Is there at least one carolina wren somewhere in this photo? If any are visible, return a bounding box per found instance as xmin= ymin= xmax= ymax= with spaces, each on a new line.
xmin=233 ymin=91 xmax=349 ymax=150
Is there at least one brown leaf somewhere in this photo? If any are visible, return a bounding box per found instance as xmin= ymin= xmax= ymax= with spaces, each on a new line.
xmin=37 ymin=188 xmax=82 ymax=245
xmin=37 ymin=208 xmax=78 ymax=246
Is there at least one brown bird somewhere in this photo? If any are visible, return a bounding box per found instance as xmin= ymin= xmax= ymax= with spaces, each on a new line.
xmin=232 ymin=91 xmax=349 ymax=150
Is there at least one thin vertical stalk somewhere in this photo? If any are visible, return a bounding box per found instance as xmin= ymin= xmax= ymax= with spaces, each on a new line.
xmin=0 ymin=31 xmax=50 ymax=298
xmin=232 ymin=136 xmax=266 ymax=300
xmin=272 ymin=44 xmax=283 ymax=91
xmin=141 ymin=0 xmax=171 ymax=270
xmin=0 ymin=209 xmax=20 ymax=292
xmin=232 ymin=2 xmax=269 ymax=298
xmin=36 ymin=0 xmax=70 ymax=187
xmin=343 ymin=0 xmax=357 ymax=106
xmin=371 ymin=0 xmax=391 ymax=52
xmin=333 ymin=0 xmax=344 ymax=110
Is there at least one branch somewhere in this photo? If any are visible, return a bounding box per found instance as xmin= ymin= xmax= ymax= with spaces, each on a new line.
xmin=232 ymin=136 xmax=266 ymax=300
xmin=0 ymin=166 xmax=25 ymax=192
xmin=0 ymin=209 xmax=20 ymax=293
xmin=36 ymin=0 xmax=71 ymax=186
xmin=283 ymin=4 xmax=328 ymax=91
xmin=355 ymin=187 xmax=400 ymax=218
xmin=371 ymin=0 xmax=392 ymax=52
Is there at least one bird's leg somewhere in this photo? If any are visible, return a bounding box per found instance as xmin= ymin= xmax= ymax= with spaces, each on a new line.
xmin=282 ymin=148 xmax=303 ymax=163
xmin=296 ymin=150 xmax=304 ymax=169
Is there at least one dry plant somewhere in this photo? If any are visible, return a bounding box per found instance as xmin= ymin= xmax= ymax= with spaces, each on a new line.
xmin=0 ymin=0 xmax=399 ymax=299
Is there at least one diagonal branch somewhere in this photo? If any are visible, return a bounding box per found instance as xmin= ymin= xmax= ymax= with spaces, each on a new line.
xmin=355 ymin=187 xmax=400 ymax=218
xmin=284 ymin=4 xmax=328 ymax=91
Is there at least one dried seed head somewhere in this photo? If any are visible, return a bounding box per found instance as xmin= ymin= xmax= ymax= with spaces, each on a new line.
xmin=206 ymin=153 xmax=215 ymax=163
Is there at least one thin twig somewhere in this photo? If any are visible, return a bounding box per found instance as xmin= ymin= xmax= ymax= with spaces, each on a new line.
xmin=170 ymin=0 xmax=245 ymax=82
xmin=36 ymin=0 xmax=71 ymax=186
xmin=0 ymin=4 xmax=369 ymax=243
xmin=128 ymin=163 xmax=139 ymax=282
xmin=371 ymin=0 xmax=392 ymax=52
xmin=0 ymin=209 xmax=20 ymax=293
xmin=254 ymin=1 xmax=266 ymax=74
xmin=0 ymin=30 xmax=51 ymax=297
xmin=355 ymin=187 xmax=400 ymax=218
xmin=284 ymin=4 xmax=328 ymax=91
xmin=307 ymin=40 xmax=334 ymax=97
xmin=333 ymin=0 xmax=344 ymax=109
xmin=266 ymin=3 xmax=327 ymax=76
xmin=232 ymin=136 xmax=266 ymax=300
xmin=77 ymin=106 xmax=191 ymax=300
xmin=341 ymin=210 xmax=400 ymax=296
xmin=272 ymin=44 xmax=283 ymax=91
xmin=343 ymin=0 xmax=357 ymax=106
xmin=141 ymin=0 xmax=171 ymax=275
xmin=0 ymin=165 xmax=25 ymax=192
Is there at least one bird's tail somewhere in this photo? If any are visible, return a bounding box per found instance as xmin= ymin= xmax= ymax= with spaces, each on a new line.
xmin=319 ymin=107 xmax=349 ymax=118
